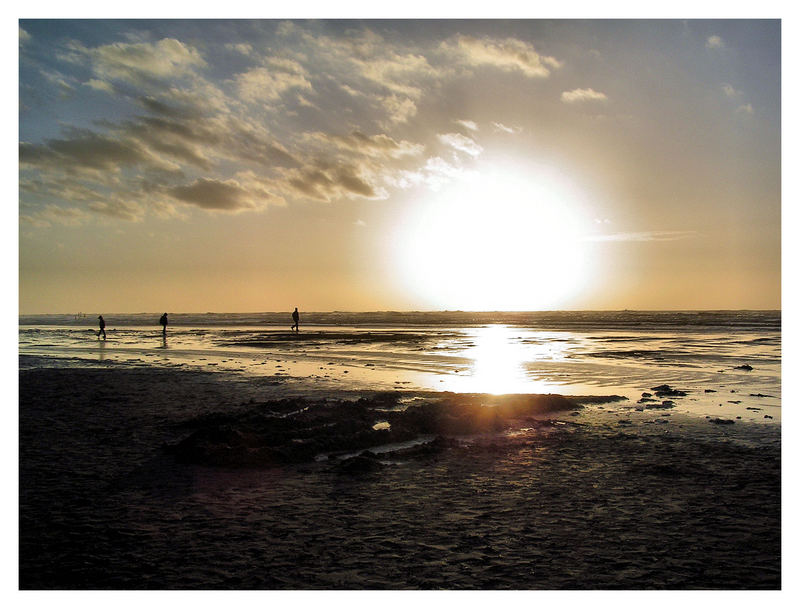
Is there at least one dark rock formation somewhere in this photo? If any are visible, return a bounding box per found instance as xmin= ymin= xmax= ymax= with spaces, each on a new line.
xmin=645 ymin=400 xmax=675 ymax=410
xmin=709 ymin=418 xmax=735 ymax=425
xmin=167 ymin=392 xmax=581 ymax=468
xmin=650 ymin=384 xmax=688 ymax=397
xmin=332 ymin=451 xmax=384 ymax=474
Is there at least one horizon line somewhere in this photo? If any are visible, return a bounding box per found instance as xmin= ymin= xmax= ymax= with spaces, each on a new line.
xmin=18 ymin=308 xmax=782 ymax=316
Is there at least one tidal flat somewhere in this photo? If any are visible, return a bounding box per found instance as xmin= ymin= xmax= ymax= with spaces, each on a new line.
xmin=19 ymin=362 xmax=780 ymax=589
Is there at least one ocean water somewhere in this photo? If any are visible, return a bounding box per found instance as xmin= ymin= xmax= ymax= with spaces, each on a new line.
xmin=19 ymin=310 xmax=781 ymax=422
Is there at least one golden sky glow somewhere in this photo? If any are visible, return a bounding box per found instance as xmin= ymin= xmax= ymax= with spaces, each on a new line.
xmin=18 ymin=19 xmax=781 ymax=313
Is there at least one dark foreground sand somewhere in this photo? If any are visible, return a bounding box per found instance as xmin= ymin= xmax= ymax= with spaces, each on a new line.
xmin=19 ymin=363 xmax=780 ymax=589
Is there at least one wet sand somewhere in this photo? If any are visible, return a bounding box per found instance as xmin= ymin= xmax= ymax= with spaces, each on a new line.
xmin=19 ymin=362 xmax=780 ymax=589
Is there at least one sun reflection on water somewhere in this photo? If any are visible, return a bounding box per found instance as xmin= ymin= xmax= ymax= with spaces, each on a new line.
xmin=469 ymin=325 xmax=531 ymax=394
xmin=433 ymin=325 xmax=570 ymax=395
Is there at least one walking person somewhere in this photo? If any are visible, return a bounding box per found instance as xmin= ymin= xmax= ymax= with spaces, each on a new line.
xmin=97 ymin=315 xmax=106 ymax=340
xmin=160 ymin=312 xmax=168 ymax=336
xmin=291 ymin=307 xmax=300 ymax=332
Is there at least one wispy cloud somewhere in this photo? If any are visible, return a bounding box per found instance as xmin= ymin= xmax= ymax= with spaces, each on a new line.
xmin=706 ymin=35 xmax=724 ymax=49
xmin=437 ymin=133 xmax=483 ymax=158
xmin=585 ymin=230 xmax=697 ymax=243
xmin=236 ymin=58 xmax=312 ymax=103
xmin=722 ymin=83 xmax=741 ymax=98
xmin=225 ymin=43 xmax=253 ymax=56
xmin=60 ymin=38 xmax=206 ymax=87
xmin=16 ymin=23 xmax=569 ymax=227
xmin=84 ymin=78 xmax=115 ymax=94
xmin=561 ymin=88 xmax=608 ymax=104
xmin=456 ymin=119 xmax=479 ymax=132
xmin=442 ymin=35 xmax=562 ymax=78
xmin=491 ymin=122 xmax=520 ymax=134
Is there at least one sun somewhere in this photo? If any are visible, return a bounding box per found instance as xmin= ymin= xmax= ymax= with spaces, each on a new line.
xmin=392 ymin=162 xmax=596 ymax=310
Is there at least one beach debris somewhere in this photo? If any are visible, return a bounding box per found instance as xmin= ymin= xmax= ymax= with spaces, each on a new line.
xmin=764 ymin=415 xmax=774 ymax=419
xmin=641 ymin=392 xmax=653 ymax=398
xmin=746 ymin=407 xmax=762 ymax=411
xmin=650 ymin=384 xmax=687 ymax=397
xmin=749 ymin=393 xmax=773 ymax=398
xmin=728 ymin=400 xmax=741 ymax=404
xmin=735 ymin=364 xmax=754 ymax=371
xmin=704 ymin=389 xmax=717 ymax=393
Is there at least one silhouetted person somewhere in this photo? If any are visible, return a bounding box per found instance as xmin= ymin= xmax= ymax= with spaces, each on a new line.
xmin=160 ymin=312 xmax=168 ymax=336
xmin=97 ymin=315 xmax=106 ymax=340
xmin=291 ymin=307 xmax=300 ymax=332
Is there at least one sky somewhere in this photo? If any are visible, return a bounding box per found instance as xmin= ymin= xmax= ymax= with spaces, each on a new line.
xmin=18 ymin=18 xmax=781 ymax=313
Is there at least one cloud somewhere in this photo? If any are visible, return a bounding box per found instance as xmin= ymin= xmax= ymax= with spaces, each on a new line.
xmin=706 ymin=35 xmax=724 ymax=49
xmin=87 ymin=199 xmax=146 ymax=221
xmin=381 ymin=94 xmax=418 ymax=125
xmin=722 ymin=83 xmax=741 ymax=98
xmin=236 ymin=63 xmax=312 ymax=103
xmin=561 ymin=88 xmax=608 ymax=104
xmin=23 ymin=23 xmax=569 ymax=228
xmin=304 ymin=131 xmax=424 ymax=160
xmin=437 ymin=133 xmax=483 ymax=158
xmin=29 ymin=205 xmax=87 ymax=227
xmin=137 ymin=96 xmax=193 ymax=118
xmin=281 ymin=26 xmax=437 ymax=105
xmin=84 ymin=79 xmax=115 ymax=94
xmin=444 ymin=35 xmax=562 ymax=78
xmin=282 ymin=163 xmax=383 ymax=202
xmin=167 ymin=178 xmax=257 ymax=211
xmin=20 ymin=129 xmax=171 ymax=174
xmin=354 ymin=51 xmax=434 ymax=99
xmin=492 ymin=122 xmax=520 ymax=134
xmin=19 ymin=26 xmax=31 ymax=45
xmin=40 ymin=70 xmax=76 ymax=98
xmin=737 ymin=104 xmax=754 ymax=114
xmin=585 ymin=230 xmax=697 ymax=243
xmin=225 ymin=43 xmax=253 ymax=56
xmin=61 ymin=38 xmax=206 ymax=86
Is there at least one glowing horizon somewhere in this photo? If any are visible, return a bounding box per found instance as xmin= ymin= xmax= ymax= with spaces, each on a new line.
xmin=19 ymin=20 xmax=781 ymax=314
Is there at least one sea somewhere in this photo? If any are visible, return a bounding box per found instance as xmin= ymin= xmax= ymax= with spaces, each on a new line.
xmin=19 ymin=310 xmax=781 ymax=423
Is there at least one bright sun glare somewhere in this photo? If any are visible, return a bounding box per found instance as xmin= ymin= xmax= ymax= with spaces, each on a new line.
xmin=394 ymin=163 xmax=596 ymax=310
